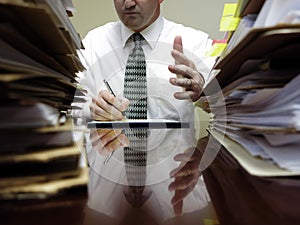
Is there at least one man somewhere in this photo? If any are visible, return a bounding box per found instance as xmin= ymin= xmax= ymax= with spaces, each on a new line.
xmin=78 ymin=0 xmax=216 ymax=221
xmin=79 ymin=0 xmax=215 ymax=125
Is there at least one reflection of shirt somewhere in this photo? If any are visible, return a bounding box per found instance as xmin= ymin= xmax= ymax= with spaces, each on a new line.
xmin=87 ymin=128 xmax=211 ymax=223
xmin=78 ymin=13 xmax=215 ymax=120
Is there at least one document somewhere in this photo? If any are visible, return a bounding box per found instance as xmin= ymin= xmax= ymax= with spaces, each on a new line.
xmin=0 ymin=102 xmax=60 ymax=129
xmin=253 ymin=0 xmax=300 ymax=27
xmin=210 ymin=129 xmax=300 ymax=176
xmin=0 ymin=0 xmax=88 ymax=205
xmin=207 ymin=73 xmax=300 ymax=173
xmin=35 ymin=0 xmax=82 ymax=49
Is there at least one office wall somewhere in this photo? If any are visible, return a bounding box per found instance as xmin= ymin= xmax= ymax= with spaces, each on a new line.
xmin=70 ymin=0 xmax=237 ymax=40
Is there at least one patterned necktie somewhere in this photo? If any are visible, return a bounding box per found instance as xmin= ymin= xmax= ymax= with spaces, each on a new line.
xmin=124 ymin=32 xmax=147 ymax=119
xmin=123 ymin=33 xmax=149 ymax=207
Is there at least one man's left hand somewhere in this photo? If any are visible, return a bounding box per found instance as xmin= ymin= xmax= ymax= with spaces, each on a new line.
xmin=168 ymin=35 xmax=205 ymax=102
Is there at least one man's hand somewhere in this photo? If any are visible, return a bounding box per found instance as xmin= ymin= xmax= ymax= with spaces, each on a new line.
xmin=168 ymin=146 xmax=202 ymax=216
xmin=169 ymin=35 xmax=205 ymax=102
xmin=89 ymin=128 xmax=129 ymax=156
xmin=89 ymin=90 xmax=129 ymax=121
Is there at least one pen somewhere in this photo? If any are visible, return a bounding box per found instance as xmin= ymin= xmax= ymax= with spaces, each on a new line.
xmin=104 ymin=79 xmax=126 ymax=117
xmin=103 ymin=80 xmax=128 ymax=165
xmin=104 ymin=79 xmax=116 ymax=97
xmin=103 ymin=79 xmax=116 ymax=165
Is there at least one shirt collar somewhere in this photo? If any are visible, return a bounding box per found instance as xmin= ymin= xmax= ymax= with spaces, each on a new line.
xmin=121 ymin=13 xmax=163 ymax=49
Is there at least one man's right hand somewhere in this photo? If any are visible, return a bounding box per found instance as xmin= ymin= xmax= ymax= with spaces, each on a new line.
xmin=89 ymin=90 xmax=129 ymax=121
xmin=89 ymin=128 xmax=129 ymax=156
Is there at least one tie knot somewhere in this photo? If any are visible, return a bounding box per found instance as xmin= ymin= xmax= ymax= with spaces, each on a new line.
xmin=132 ymin=33 xmax=144 ymax=46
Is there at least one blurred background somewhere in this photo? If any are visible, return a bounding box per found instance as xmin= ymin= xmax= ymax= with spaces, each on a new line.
xmin=70 ymin=0 xmax=237 ymax=40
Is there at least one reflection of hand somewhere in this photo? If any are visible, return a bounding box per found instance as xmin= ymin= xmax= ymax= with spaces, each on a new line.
xmin=168 ymin=146 xmax=202 ymax=216
xmin=168 ymin=35 xmax=205 ymax=102
xmin=89 ymin=90 xmax=129 ymax=121
xmin=89 ymin=129 xmax=129 ymax=156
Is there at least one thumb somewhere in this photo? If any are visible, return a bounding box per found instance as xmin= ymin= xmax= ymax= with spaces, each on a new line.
xmin=173 ymin=35 xmax=183 ymax=56
xmin=173 ymin=35 xmax=183 ymax=78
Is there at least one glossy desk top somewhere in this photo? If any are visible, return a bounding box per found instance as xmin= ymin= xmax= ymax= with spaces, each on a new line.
xmin=1 ymin=126 xmax=218 ymax=225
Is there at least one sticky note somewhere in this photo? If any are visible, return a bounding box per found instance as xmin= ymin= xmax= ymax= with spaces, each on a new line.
xmin=219 ymin=3 xmax=240 ymax=31
xmin=204 ymin=218 xmax=220 ymax=225
xmin=205 ymin=43 xmax=227 ymax=57
xmin=222 ymin=3 xmax=238 ymax=17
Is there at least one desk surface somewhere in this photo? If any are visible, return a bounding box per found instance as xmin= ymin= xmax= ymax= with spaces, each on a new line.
xmin=1 ymin=127 xmax=218 ymax=225
xmin=199 ymin=135 xmax=300 ymax=225
xmin=4 ymin=129 xmax=300 ymax=225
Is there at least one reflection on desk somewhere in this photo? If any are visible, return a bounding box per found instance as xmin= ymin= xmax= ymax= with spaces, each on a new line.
xmin=84 ymin=127 xmax=217 ymax=225
xmin=199 ymin=134 xmax=300 ymax=225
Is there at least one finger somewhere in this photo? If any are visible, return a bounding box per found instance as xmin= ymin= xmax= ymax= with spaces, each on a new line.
xmin=96 ymin=128 xmax=112 ymax=136
xmin=169 ymin=172 xmax=200 ymax=191
xmin=90 ymin=133 xmax=106 ymax=154
xmin=168 ymin=64 xmax=197 ymax=80
xmin=171 ymin=49 xmax=196 ymax=69
xmin=114 ymin=96 xmax=130 ymax=112
xmin=89 ymin=129 xmax=127 ymax=155
xmin=89 ymin=129 xmax=116 ymax=155
xmin=94 ymin=95 xmax=125 ymax=120
xmin=173 ymin=148 xmax=200 ymax=162
xmin=169 ymin=155 xmax=194 ymax=178
xmin=171 ymin=180 xmax=198 ymax=205
xmin=171 ymin=82 xmax=202 ymax=102
xmin=173 ymin=36 xmax=183 ymax=57
xmin=170 ymin=78 xmax=193 ymax=91
xmin=173 ymin=90 xmax=194 ymax=101
xmin=105 ymin=133 xmax=129 ymax=153
xmin=169 ymin=65 xmax=205 ymax=89
xmin=170 ymin=162 xmax=200 ymax=179
xmin=101 ymin=129 xmax=123 ymax=146
xmin=172 ymin=200 xmax=183 ymax=216
xmin=101 ymin=90 xmax=129 ymax=112
xmin=92 ymin=138 xmax=105 ymax=154
xmin=90 ymin=98 xmax=112 ymax=120
xmin=173 ymin=35 xmax=183 ymax=53
xmin=173 ymin=35 xmax=184 ymax=79
xmin=89 ymin=129 xmax=102 ymax=143
xmin=97 ymin=97 xmax=125 ymax=120
xmin=169 ymin=165 xmax=184 ymax=178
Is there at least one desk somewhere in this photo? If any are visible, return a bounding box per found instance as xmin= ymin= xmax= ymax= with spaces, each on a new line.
xmin=198 ymin=135 xmax=300 ymax=225
xmin=0 ymin=126 xmax=217 ymax=225
xmin=84 ymin=126 xmax=217 ymax=225
xmin=1 ymin=192 xmax=87 ymax=225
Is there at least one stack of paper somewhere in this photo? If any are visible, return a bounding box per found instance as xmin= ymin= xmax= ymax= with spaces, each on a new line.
xmin=202 ymin=67 xmax=300 ymax=173
xmin=253 ymin=0 xmax=300 ymax=28
xmin=216 ymin=0 xmax=300 ymax=69
xmin=199 ymin=2 xmax=300 ymax=225
xmin=0 ymin=0 xmax=87 ymax=217
xmin=199 ymin=0 xmax=300 ymax=176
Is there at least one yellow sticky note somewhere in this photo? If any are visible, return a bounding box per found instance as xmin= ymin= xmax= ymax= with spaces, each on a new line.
xmin=205 ymin=43 xmax=227 ymax=57
xmin=220 ymin=17 xmax=240 ymax=31
xmin=204 ymin=218 xmax=220 ymax=225
xmin=219 ymin=3 xmax=240 ymax=31
xmin=222 ymin=3 xmax=238 ymax=17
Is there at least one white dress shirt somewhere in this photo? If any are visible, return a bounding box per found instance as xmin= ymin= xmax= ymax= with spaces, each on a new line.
xmin=78 ymin=13 xmax=215 ymax=121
